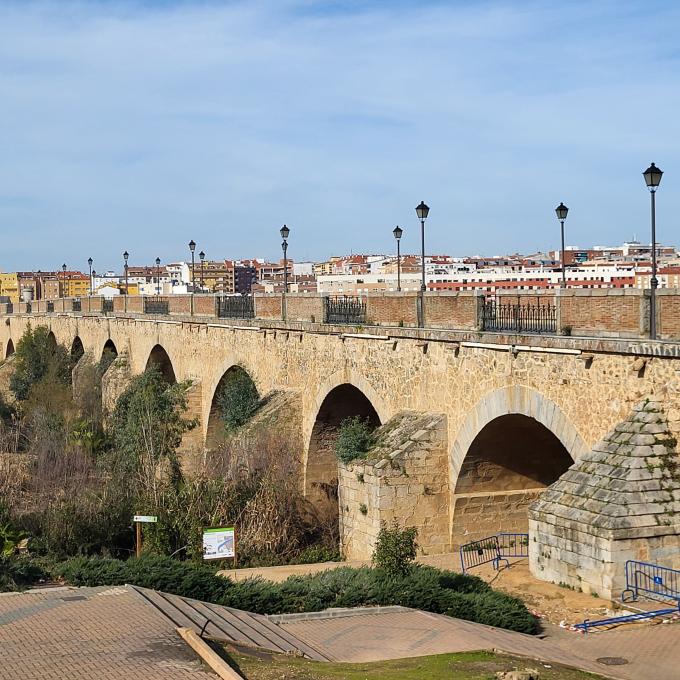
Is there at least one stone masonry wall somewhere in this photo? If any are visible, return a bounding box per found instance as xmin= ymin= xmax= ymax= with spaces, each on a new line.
xmin=451 ymin=489 xmax=543 ymax=546
xmin=338 ymin=412 xmax=449 ymax=560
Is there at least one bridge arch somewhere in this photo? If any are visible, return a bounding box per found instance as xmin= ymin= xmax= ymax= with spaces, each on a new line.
xmin=46 ymin=330 xmax=57 ymax=351
xmin=305 ymin=373 xmax=385 ymax=518
xmin=4 ymin=339 xmax=14 ymax=359
xmin=449 ymin=385 xmax=587 ymax=544
xmin=205 ymin=364 xmax=259 ymax=450
xmin=71 ymin=336 xmax=85 ymax=363
xmin=145 ymin=344 xmax=176 ymax=384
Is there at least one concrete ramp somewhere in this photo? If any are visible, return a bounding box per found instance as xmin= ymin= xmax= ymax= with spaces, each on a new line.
xmin=131 ymin=586 xmax=329 ymax=660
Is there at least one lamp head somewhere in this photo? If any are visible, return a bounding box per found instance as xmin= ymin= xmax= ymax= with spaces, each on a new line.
xmin=643 ymin=162 xmax=663 ymax=190
xmin=555 ymin=202 xmax=569 ymax=221
xmin=415 ymin=201 xmax=430 ymax=220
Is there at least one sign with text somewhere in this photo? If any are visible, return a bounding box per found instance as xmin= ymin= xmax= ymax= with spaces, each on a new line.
xmin=133 ymin=515 xmax=158 ymax=523
xmin=203 ymin=527 xmax=235 ymax=561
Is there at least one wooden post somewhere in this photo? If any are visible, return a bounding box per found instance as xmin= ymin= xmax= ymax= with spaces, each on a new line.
xmin=136 ymin=522 xmax=142 ymax=558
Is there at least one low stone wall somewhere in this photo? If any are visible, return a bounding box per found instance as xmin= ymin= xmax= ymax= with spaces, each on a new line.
xmin=451 ymin=489 xmax=543 ymax=546
xmin=9 ymin=288 xmax=680 ymax=340
xmin=338 ymin=412 xmax=450 ymax=560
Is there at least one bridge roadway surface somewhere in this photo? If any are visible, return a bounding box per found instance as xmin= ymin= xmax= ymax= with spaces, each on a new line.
xmin=1 ymin=583 xmax=679 ymax=680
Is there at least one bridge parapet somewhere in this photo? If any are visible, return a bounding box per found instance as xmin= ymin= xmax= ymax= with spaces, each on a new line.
xmin=3 ymin=288 xmax=680 ymax=341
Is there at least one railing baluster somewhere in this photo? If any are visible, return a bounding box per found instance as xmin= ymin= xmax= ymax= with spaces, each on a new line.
xmin=324 ymin=296 xmax=366 ymax=324
xmin=482 ymin=299 xmax=556 ymax=334
xmin=216 ymin=295 xmax=254 ymax=319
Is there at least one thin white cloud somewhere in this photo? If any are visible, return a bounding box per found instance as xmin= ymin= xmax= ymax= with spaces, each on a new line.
xmin=0 ymin=0 xmax=679 ymax=270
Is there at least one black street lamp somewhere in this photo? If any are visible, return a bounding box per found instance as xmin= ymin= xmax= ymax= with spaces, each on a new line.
xmin=155 ymin=257 xmax=161 ymax=295
xmin=189 ymin=240 xmax=196 ymax=293
xmin=199 ymin=251 xmax=205 ymax=289
xmin=61 ymin=263 xmax=67 ymax=299
xmin=415 ymin=201 xmax=429 ymax=292
xmin=555 ymin=202 xmax=569 ymax=289
xmin=644 ymin=162 xmax=663 ymax=339
xmin=280 ymin=225 xmax=290 ymax=293
xmin=393 ymin=226 xmax=403 ymax=292
xmin=123 ymin=251 xmax=129 ymax=294
xmin=88 ymin=258 xmax=93 ymax=295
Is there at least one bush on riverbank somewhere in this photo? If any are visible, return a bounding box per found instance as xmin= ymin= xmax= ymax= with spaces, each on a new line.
xmin=54 ymin=554 xmax=537 ymax=634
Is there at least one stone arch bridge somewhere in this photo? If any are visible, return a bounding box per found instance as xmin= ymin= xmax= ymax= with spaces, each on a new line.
xmin=2 ymin=310 xmax=680 ymax=559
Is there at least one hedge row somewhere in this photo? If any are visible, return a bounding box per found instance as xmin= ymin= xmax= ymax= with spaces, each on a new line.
xmin=55 ymin=555 xmax=537 ymax=634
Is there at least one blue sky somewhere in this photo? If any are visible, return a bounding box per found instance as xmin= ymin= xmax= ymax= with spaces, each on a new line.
xmin=1 ymin=0 xmax=679 ymax=271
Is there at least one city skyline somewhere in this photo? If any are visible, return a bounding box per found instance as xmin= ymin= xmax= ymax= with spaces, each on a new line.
xmin=1 ymin=0 xmax=679 ymax=272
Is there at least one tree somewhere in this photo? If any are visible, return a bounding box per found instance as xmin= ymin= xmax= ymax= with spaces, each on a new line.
xmin=9 ymin=325 xmax=71 ymax=401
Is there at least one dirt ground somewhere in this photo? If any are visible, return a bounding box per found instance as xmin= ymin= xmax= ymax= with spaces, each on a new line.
xmin=428 ymin=556 xmax=615 ymax=627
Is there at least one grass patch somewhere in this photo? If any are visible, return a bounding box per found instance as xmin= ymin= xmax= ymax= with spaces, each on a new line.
xmin=228 ymin=649 xmax=608 ymax=680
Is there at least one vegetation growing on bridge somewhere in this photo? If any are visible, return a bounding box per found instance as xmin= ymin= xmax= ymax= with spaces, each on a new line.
xmin=216 ymin=365 xmax=260 ymax=431
xmin=335 ymin=415 xmax=376 ymax=463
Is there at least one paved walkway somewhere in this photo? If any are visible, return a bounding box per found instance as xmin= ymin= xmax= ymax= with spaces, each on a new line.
xmin=2 ymin=583 xmax=678 ymax=679
xmin=276 ymin=606 xmax=680 ymax=680
xmin=0 ymin=586 xmax=215 ymax=680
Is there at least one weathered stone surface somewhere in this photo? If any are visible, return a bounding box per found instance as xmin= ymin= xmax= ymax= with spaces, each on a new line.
xmin=530 ymin=398 xmax=680 ymax=600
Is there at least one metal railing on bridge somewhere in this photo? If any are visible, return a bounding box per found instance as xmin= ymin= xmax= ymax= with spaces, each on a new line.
xmin=481 ymin=300 xmax=556 ymax=334
xmin=72 ymin=298 xmax=82 ymax=312
xmin=324 ymin=295 xmax=367 ymax=325
xmin=46 ymin=301 xmax=54 ymax=313
xmin=102 ymin=298 xmax=114 ymax=313
xmin=144 ymin=296 xmax=169 ymax=315
xmin=216 ymin=294 xmax=255 ymax=319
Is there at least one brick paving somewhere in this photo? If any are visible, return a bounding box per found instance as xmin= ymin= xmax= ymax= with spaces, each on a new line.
xmin=279 ymin=607 xmax=680 ymax=680
xmin=2 ymin=583 xmax=678 ymax=680
xmin=0 ymin=586 xmax=215 ymax=680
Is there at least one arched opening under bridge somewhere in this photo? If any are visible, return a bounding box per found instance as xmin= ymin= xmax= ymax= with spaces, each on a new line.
xmin=145 ymin=344 xmax=176 ymax=384
xmin=306 ymin=383 xmax=381 ymax=512
xmin=452 ymin=413 xmax=573 ymax=545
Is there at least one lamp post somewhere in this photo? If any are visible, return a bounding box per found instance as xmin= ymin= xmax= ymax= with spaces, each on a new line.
xmin=415 ymin=202 xmax=429 ymax=292
xmin=123 ymin=251 xmax=129 ymax=311
xmin=61 ymin=263 xmax=67 ymax=299
xmin=88 ymin=258 xmax=93 ymax=295
xmin=188 ymin=240 xmax=196 ymax=293
xmin=199 ymin=251 xmax=205 ymax=289
xmin=644 ymin=162 xmax=663 ymax=340
xmin=280 ymin=225 xmax=290 ymax=293
xmin=155 ymin=257 xmax=161 ymax=295
xmin=393 ymin=226 xmax=403 ymax=292
xmin=555 ymin=202 xmax=569 ymax=288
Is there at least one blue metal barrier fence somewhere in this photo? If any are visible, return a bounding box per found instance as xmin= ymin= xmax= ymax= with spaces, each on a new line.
xmin=622 ymin=560 xmax=680 ymax=604
xmin=497 ymin=533 xmax=529 ymax=558
xmin=459 ymin=533 xmax=529 ymax=573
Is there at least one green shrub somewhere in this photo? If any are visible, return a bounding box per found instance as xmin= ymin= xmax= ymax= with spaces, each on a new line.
xmin=335 ymin=416 xmax=375 ymax=463
xmin=372 ymin=520 xmax=418 ymax=576
xmin=53 ymin=556 xmax=537 ymax=634
xmin=216 ymin=367 xmax=259 ymax=431
xmin=0 ymin=556 xmax=47 ymax=592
